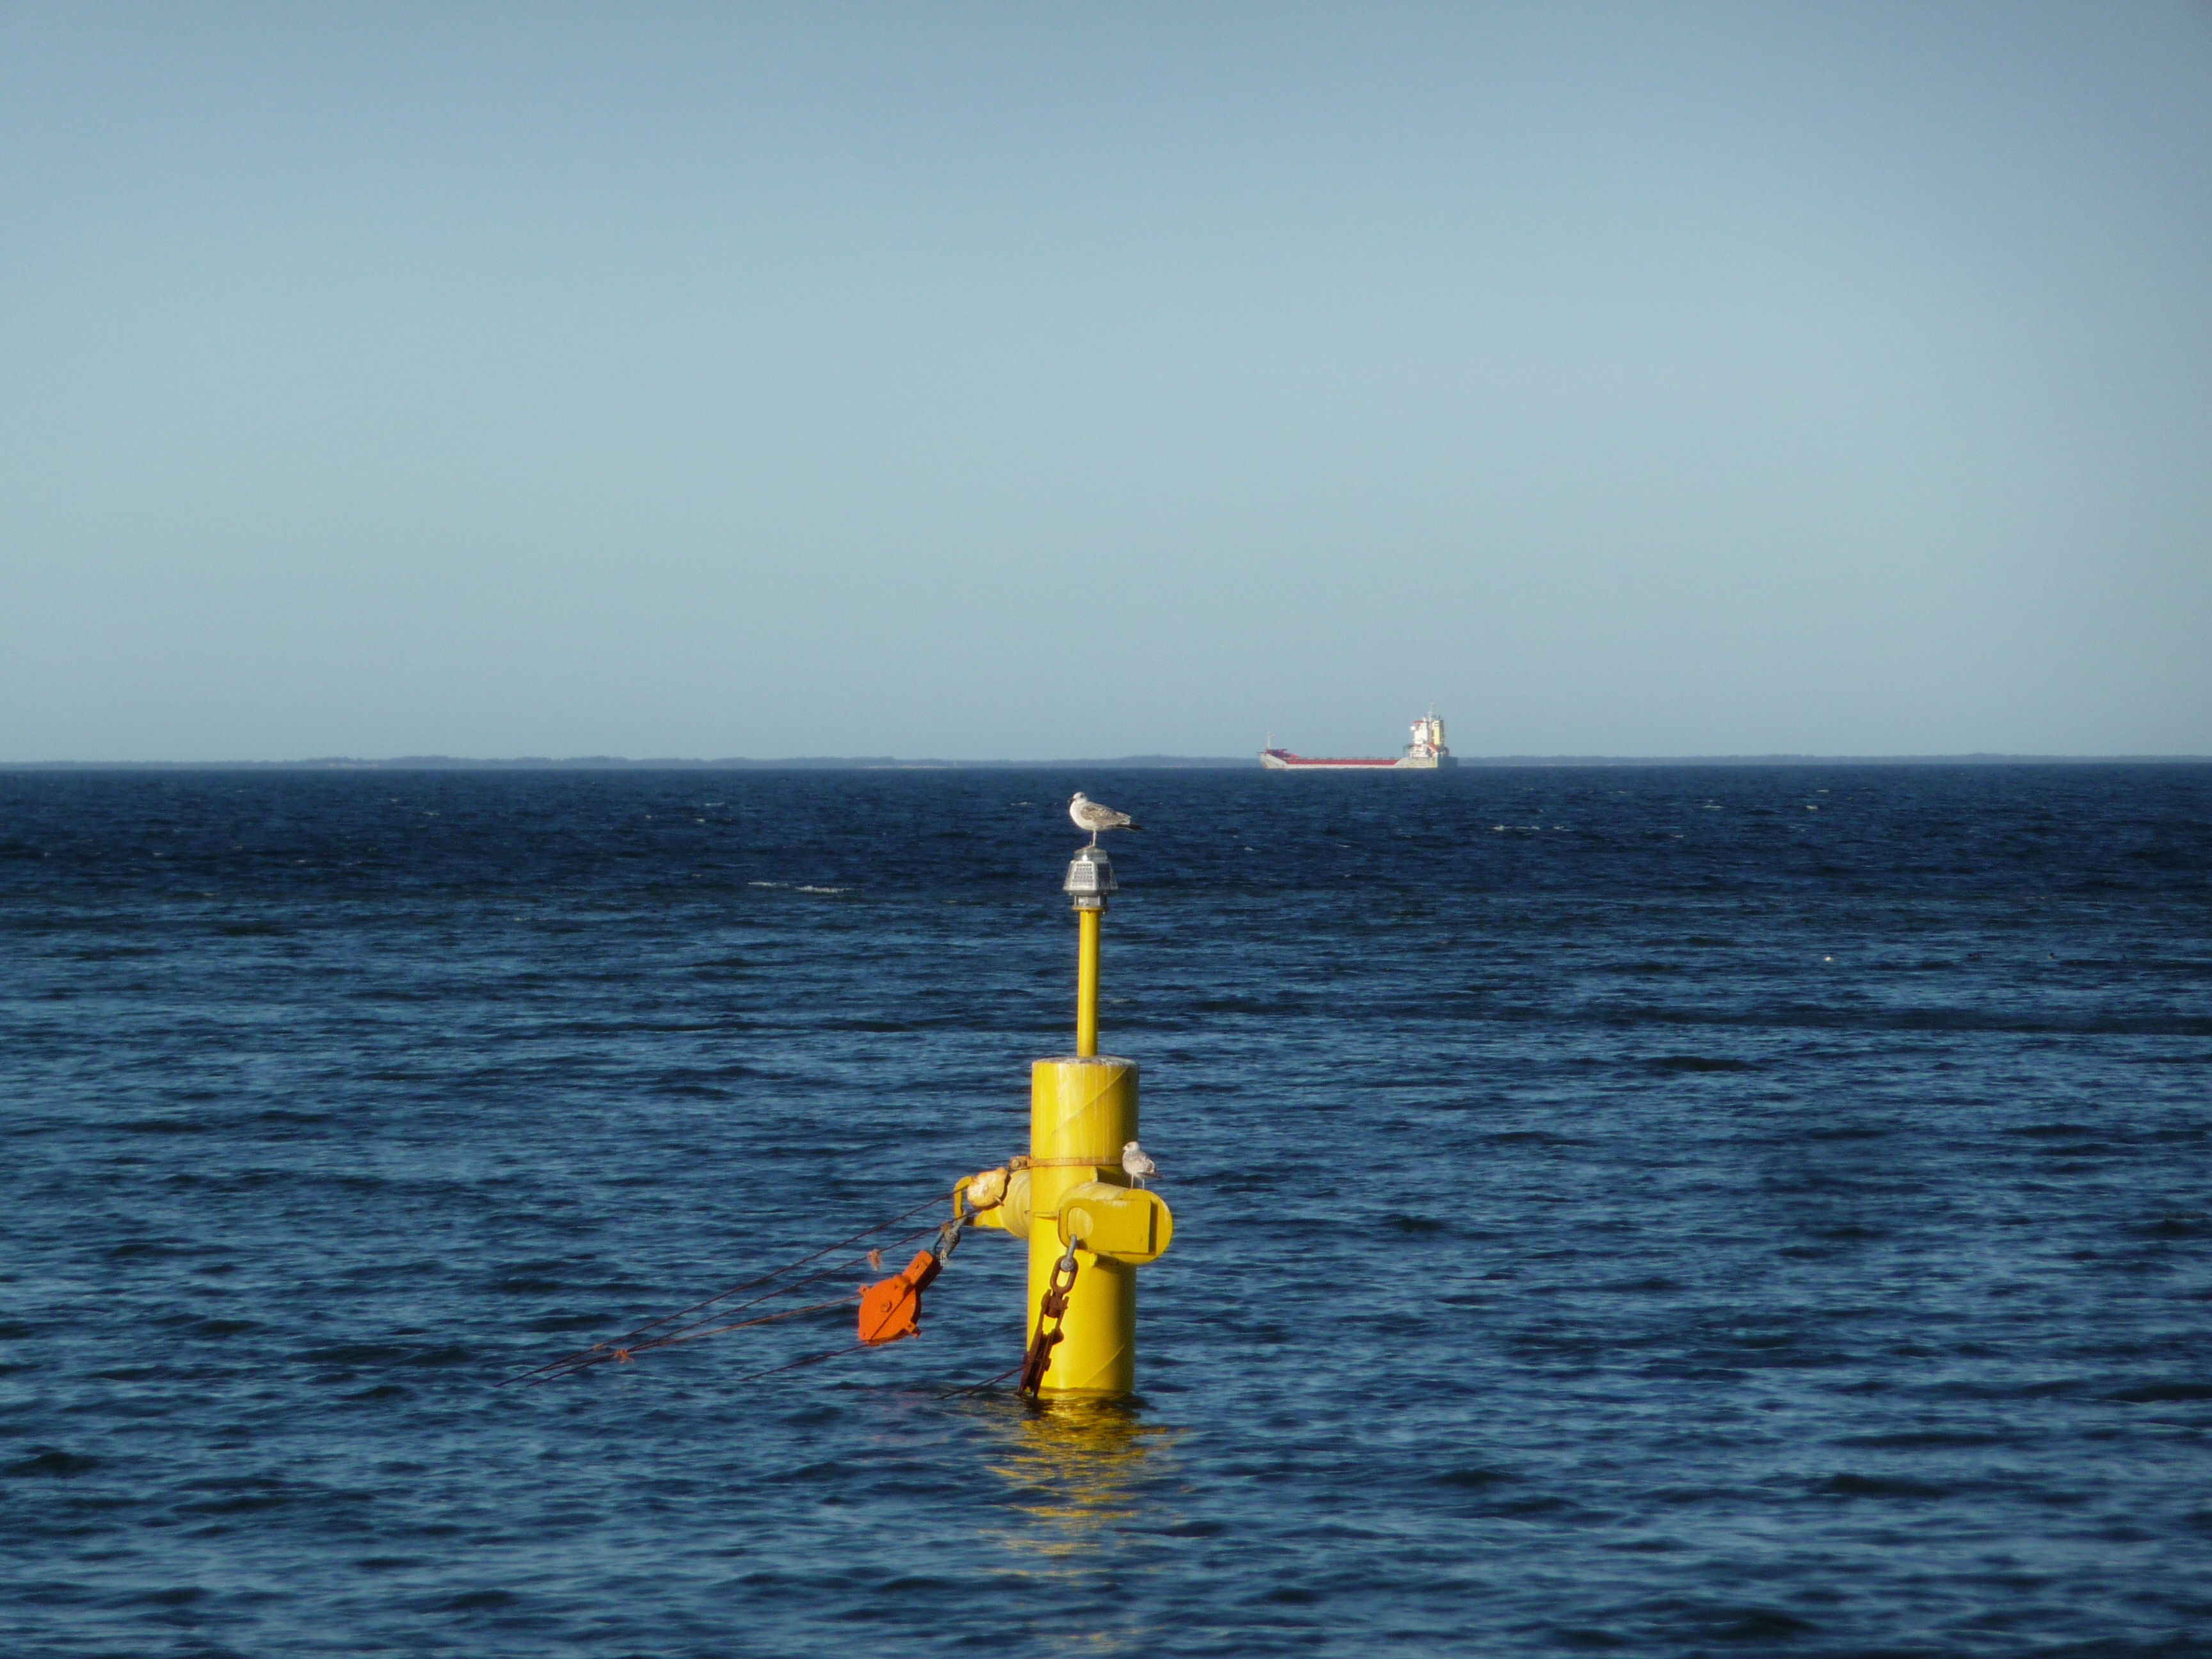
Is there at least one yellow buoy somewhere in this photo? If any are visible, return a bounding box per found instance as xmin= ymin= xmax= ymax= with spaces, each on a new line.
xmin=963 ymin=842 xmax=1172 ymax=1399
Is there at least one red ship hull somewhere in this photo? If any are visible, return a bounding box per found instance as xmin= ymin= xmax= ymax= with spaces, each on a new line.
xmin=1262 ymin=750 xmax=1402 ymax=767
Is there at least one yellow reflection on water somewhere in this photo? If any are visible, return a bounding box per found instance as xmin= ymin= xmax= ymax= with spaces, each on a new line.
xmin=974 ymin=1395 xmax=1176 ymax=1565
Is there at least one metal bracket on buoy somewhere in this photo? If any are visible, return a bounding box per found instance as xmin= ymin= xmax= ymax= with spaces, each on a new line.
xmin=1057 ymin=1182 xmax=1173 ymax=1265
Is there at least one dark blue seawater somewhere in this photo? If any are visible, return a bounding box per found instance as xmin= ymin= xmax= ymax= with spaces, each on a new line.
xmin=4 ymin=765 xmax=2210 ymax=1656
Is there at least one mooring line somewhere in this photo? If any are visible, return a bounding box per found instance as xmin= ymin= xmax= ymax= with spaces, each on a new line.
xmin=940 ymin=1361 xmax=1026 ymax=1401
xmin=525 ymin=1297 xmax=862 ymax=1384
xmin=503 ymin=1195 xmax=947 ymax=1386
xmin=726 ymin=1340 xmax=871 ymax=1386
xmin=522 ymin=1214 xmax=942 ymax=1384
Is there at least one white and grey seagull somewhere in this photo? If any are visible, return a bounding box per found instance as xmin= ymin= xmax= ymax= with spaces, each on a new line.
xmin=1121 ymin=1140 xmax=1158 ymax=1189
xmin=1069 ymin=792 xmax=1141 ymax=846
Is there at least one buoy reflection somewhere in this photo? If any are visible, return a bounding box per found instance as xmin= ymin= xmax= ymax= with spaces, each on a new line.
xmin=979 ymin=1395 xmax=1173 ymax=1562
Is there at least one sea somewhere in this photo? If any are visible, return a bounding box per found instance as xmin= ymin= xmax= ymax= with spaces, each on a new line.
xmin=3 ymin=764 xmax=2209 ymax=1657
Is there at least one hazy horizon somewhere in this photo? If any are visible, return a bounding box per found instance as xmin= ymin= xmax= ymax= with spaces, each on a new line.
xmin=5 ymin=4 xmax=2208 ymax=763
xmin=8 ymin=749 xmax=2209 ymax=773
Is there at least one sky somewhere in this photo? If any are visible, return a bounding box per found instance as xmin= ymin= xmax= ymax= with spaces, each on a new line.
xmin=3 ymin=3 xmax=2208 ymax=761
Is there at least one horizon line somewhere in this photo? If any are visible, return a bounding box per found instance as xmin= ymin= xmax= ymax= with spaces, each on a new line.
xmin=4 ymin=752 xmax=2209 ymax=772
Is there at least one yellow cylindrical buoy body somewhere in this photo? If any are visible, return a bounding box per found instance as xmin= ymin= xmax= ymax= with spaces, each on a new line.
xmin=1075 ymin=908 xmax=1101 ymax=1057
xmin=1027 ymin=1055 xmax=1138 ymax=1395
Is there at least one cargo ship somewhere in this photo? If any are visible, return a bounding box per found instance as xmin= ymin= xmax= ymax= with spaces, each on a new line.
xmin=1260 ymin=712 xmax=1457 ymax=771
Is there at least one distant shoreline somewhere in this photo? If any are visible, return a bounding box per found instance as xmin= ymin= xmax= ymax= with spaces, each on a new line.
xmin=4 ymin=753 xmax=2207 ymax=773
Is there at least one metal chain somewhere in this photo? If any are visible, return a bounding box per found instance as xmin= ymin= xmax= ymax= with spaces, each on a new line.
xmin=1017 ymin=1238 xmax=1082 ymax=1397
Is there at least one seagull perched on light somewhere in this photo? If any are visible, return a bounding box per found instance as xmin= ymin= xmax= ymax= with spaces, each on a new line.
xmin=1070 ymin=792 xmax=1141 ymax=846
xmin=1121 ymin=1140 xmax=1158 ymax=1188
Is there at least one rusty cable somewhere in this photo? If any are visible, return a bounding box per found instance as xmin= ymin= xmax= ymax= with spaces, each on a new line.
xmin=524 ymin=1296 xmax=863 ymax=1383
xmin=512 ymin=1224 xmax=942 ymax=1384
xmin=725 ymin=1340 xmax=872 ymax=1387
xmin=940 ymin=1361 xmax=1027 ymax=1401
xmin=503 ymin=1196 xmax=949 ymax=1386
xmin=595 ymin=1224 xmax=939 ymax=1353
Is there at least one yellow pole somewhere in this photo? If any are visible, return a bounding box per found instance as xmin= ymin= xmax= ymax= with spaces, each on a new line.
xmin=1075 ymin=907 xmax=1101 ymax=1058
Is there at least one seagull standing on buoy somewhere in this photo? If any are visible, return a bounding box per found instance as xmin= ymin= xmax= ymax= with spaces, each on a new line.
xmin=1121 ymin=1140 xmax=1158 ymax=1189
xmin=1069 ymin=792 xmax=1140 ymax=846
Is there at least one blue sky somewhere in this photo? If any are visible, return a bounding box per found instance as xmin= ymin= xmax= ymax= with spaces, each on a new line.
xmin=3 ymin=3 xmax=2208 ymax=760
